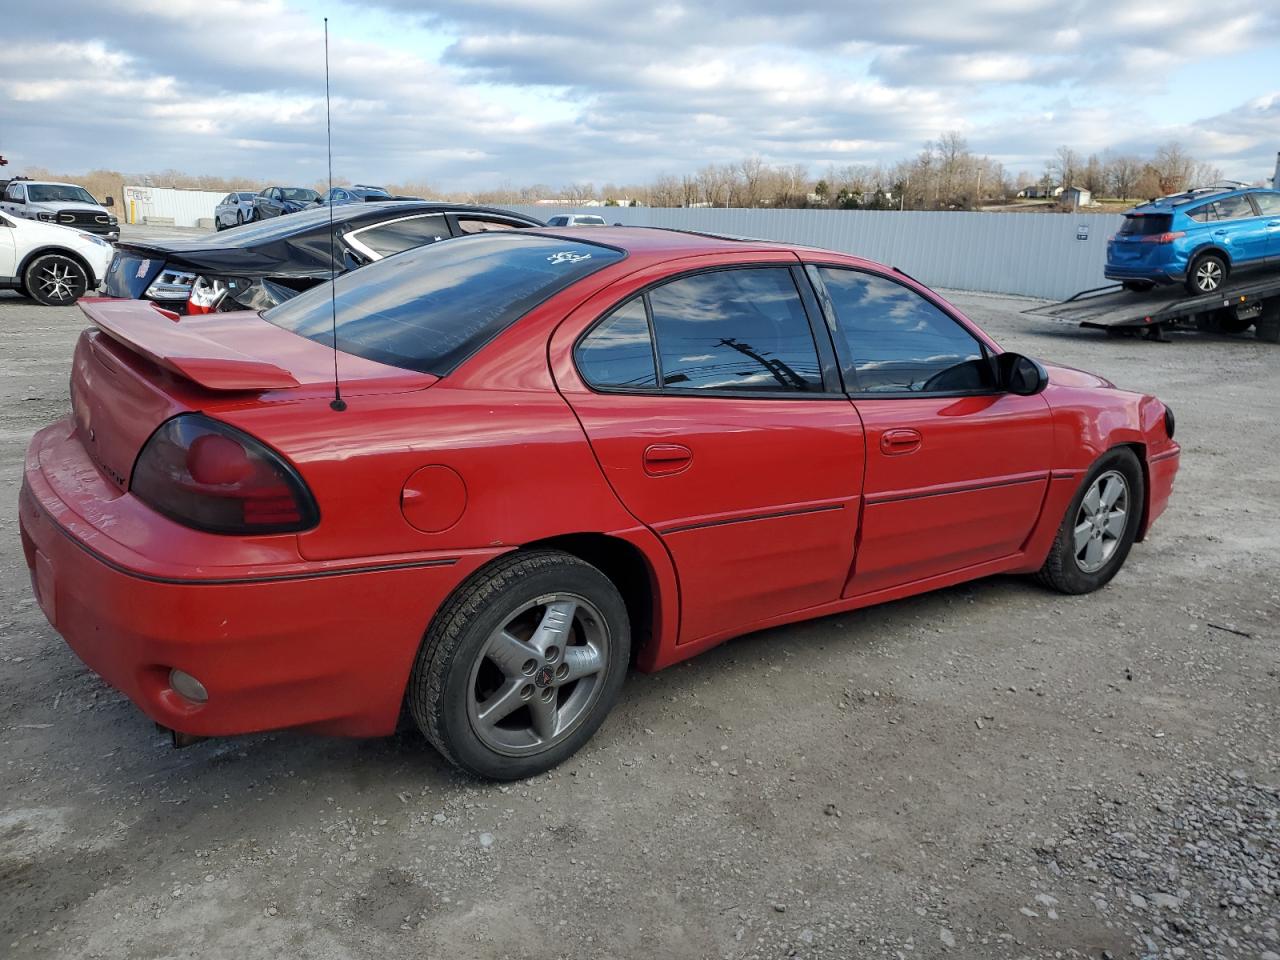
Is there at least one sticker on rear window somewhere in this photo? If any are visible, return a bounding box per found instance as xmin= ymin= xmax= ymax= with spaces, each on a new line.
xmin=547 ymin=251 xmax=592 ymax=265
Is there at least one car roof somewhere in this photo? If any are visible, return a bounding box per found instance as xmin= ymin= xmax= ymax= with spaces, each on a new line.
xmin=529 ymin=226 xmax=797 ymax=258
xmin=1129 ymin=186 xmax=1273 ymax=214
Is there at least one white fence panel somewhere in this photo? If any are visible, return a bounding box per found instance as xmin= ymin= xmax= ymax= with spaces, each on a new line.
xmin=505 ymin=206 xmax=1123 ymax=301
xmin=122 ymin=186 xmax=229 ymax=227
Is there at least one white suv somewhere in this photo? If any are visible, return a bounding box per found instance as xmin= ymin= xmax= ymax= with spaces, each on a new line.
xmin=0 ymin=211 xmax=113 ymax=306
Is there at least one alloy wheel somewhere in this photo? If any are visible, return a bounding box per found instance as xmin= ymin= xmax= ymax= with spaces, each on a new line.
xmin=34 ymin=258 xmax=87 ymax=305
xmin=1194 ymin=259 xmax=1223 ymax=292
xmin=466 ymin=594 xmax=610 ymax=757
xmin=1073 ymin=470 xmax=1129 ymax=573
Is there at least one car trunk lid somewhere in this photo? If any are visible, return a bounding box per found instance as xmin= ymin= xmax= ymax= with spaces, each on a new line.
xmin=70 ymin=298 xmax=436 ymax=491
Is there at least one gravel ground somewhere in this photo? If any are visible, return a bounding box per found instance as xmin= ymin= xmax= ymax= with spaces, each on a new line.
xmin=0 ymin=269 xmax=1276 ymax=959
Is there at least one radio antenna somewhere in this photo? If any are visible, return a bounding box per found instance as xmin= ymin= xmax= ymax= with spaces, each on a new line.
xmin=324 ymin=16 xmax=346 ymax=412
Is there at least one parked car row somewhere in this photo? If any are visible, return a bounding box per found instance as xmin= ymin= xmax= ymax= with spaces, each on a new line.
xmin=214 ymin=184 xmax=419 ymax=230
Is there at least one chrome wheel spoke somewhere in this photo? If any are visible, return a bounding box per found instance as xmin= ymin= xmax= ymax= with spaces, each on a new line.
xmin=1081 ymin=485 xmax=1101 ymax=517
xmin=1083 ymin=536 xmax=1103 ymax=568
xmin=528 ymin=693 xmax=559 ymax=741
xmin=1104 ymin=509 xmax=1127 ymax=538
xmin=486 ymin=630 xmax=538 ymax=677
xmin=475 ymin=679 xmax=526 ymax=730
xmin=530 ymin=600 xmax=576 ymax=657
xmin=1073 ymin=520 xmax=1093 ymax=554
xmin=562 ymin=644 xmax=603 ymax=683
xmin=1100 ymin=476 xmax=1123 ymax=510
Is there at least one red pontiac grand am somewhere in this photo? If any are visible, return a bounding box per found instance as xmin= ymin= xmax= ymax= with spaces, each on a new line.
xmin=20 ymin=228 xmax=1180 ymax=779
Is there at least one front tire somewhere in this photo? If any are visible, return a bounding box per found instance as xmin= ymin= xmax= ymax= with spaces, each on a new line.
xmin=236 ymin=211 xmax=245 ymax=227
xmin=24 ymin=253 xmax=89 ymax=306
xmin=1036 ymin=448 xmax=1144 ymax=595
xmin=1185 ymin=252 xmax=1228 ymax=295
xmin=408 ymin=550 xmax=630 ymax=780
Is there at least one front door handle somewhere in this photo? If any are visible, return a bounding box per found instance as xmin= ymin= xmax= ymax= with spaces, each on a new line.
xmin=643 ymin=443 xmax=693 ymax=477
xmin=880 ymin=428 xmax=922 ymax=456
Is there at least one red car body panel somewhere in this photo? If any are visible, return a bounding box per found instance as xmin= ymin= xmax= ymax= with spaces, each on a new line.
xmin=20 ymin=229 xmax=1181 ymax=740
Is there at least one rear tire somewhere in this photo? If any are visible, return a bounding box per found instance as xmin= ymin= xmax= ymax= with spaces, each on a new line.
xmin=23 ymin=253 xmax=89 ymax=306
xmin=1185 ymin=252 xmax=1228 ymax=295
xmin=1122 ymin=280 xmax=1154 ymax=293
xmin=408 ymin=550 xmax=630 ymax=780
xmin=1036 ymin=448 xmax=1144 ymax=595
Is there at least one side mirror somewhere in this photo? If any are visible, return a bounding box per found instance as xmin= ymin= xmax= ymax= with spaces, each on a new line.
xmin=103 ymin=196 xmax=115 ymax=208
xmin=995 ymin=353 xmax=1048 ymax=396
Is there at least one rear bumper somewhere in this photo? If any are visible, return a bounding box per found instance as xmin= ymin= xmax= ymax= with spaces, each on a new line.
xmin=1103 ymin=265 xmax=1182 ymax=284
xmin=19 ymin=421 xmax=501 ymax=739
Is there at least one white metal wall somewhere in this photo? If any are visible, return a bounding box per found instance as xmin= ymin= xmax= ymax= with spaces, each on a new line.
xmin=122 ymin=185 xmax=229 ymax=227
xmin=507 ymin=206 xmax=1124 ymax=301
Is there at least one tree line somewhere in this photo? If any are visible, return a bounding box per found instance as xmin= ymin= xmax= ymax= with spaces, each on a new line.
xmin=13 ymin=136 xmax=1235 ymax=214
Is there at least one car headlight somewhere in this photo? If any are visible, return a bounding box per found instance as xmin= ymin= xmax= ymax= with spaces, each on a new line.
xmin=76 ymin=230 xmax=112 ymax=248
xmin=1163 ymin=404 xmax=1176 ymax=440
xmin=36 ymin=212 xmax=56 ymax=222
xmin=107 ymin=215 xmax=119 ymax=226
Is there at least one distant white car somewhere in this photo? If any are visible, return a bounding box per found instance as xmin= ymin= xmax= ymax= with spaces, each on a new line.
xmin=213 ymin=191 xmax=259 ymax=230
xmin=544 ymin=213 xmax=609 ymax=227
xmin=0 ymin=210 xmax=113 ymax=306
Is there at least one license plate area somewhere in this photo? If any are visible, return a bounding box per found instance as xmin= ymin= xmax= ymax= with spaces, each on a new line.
xmin=1235 ymin=302 xmax=1262 ymax=321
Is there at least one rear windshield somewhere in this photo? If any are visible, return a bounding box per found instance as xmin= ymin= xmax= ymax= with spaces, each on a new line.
xmin=1118 ymin=214 xmax=1172 ymax=236
xmin=263 ymin=233 xmax=625 ymax=375
xmin=281 ymin=188 xmax=319 ymax=202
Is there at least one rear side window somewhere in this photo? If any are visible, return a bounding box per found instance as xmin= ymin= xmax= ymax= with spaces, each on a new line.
xmin=813 ymin=267 xmax=990 ymax=394
xmin=1119 ymin=214 xmax=1173 ymax=235
xmin=347 ymin=214 xmax=449 ymax=259
xmin=546 ymin=216 xmax=568 ymax=226
xmin=456 ymin=217 xmax=527 ymax=234
xmin=575 ymin=298 xmax=657 ymax=388
xmin=1251 ymin=192 xmax=1280 ymax=216
xmin=265 ymin=233 xmax=624 ymax=375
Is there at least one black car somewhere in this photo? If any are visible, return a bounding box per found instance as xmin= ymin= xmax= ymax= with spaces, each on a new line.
xmin=102 ymin=201 xmax=544 ymax=312
xmin=253 ymin=186 xmax=322 ymax=220
xmin=321 ymin=184 xmax=394 ymax=204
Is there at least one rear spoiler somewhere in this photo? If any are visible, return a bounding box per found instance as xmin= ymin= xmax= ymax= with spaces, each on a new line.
xmin=78 ymin=298 xmax=301 ymax=391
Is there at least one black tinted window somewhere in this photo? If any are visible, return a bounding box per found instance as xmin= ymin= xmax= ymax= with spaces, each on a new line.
xmin=1211 ymin=195 xmax=1254 ymax=221
xmin=264 ymin=234 xmax=624 ymax=375
xmin=814 ymin=267 xmax=989 ymax=394
xmin=1119 ymin=214 xmax=1172 ymax=235
xmin=647 ymin=268 xmax=821 ymax=392
xmin=350 ymin=215 xmax=449 ymax=257
xmin=576 ymin=298 xmax=657 ymax=388
xmin=1251 ymin=192 xmax=1280 ymax=216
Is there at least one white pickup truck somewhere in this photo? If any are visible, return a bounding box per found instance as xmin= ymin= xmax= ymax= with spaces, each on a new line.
xmin=0 ymin=178 xmax=119 ymax=243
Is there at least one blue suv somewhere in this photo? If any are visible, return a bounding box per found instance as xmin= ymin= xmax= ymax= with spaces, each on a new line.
xmin=1105 ymin=187 xmax=1280 ymax=295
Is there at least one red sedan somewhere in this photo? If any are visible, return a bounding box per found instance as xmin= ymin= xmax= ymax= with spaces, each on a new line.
xmin=20 ymin=228 xmax=1180 ymax=779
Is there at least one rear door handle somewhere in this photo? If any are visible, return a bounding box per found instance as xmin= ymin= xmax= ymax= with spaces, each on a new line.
xmin=643 ymin=443 xmax=693 ymax=477
xmin=880 ymin=428 xmax=922 ymax=456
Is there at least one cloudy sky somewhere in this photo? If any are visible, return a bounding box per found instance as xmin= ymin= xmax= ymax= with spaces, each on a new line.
xmin=2 ymin=0 xmax=1277 ymax=191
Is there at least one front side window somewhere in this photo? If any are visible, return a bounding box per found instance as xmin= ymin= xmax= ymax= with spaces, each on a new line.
xmin=814 ymin=267 xmax=990 ymax=394
xmin=265 ymin=233 xmax=625 ymax=375
xmin=4 ymin=183 xmax=21 ymax=201
xmin=648 ymin=268 xmax=822 ymax=392
xmin=347 ymin=214 xmax=450 ymax=259
xmin=546 ymin=216 xmax=568 ymax=226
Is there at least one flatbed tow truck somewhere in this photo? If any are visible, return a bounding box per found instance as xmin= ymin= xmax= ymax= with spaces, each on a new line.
xmin=1026 ymin=274 xmax=1280 ymax=343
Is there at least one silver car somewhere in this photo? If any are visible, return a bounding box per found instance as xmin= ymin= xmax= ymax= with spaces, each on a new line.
xmin=213 ymin=191 xmax=258 ymax=231
xmin=544 ymin=213 xmax=609 ymax=227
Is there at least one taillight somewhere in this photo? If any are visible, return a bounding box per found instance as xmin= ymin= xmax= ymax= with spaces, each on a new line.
xmin=131 ymin=414 xmax=318 ymax=534
xmin=1140 ymin=231 xmax=1185 ymax=244
xmin=187 ymin=276 xmax=228 ymax=314
xmin=144 ymin=268 xmax=196 ymax=301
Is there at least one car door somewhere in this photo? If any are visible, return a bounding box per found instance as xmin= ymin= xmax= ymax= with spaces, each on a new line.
xmin=1250 ymin=192 xmax=1280 ymax=259
xmin=1208 ymin=194 xmax=1266 ymax=264
xmin=2 ymin=181 xmax=24 ymax=215
xmin=552 ymin=255 xmax=865 ymax=646
xmin=805 ymin=264 xmax=1053 ymax=598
